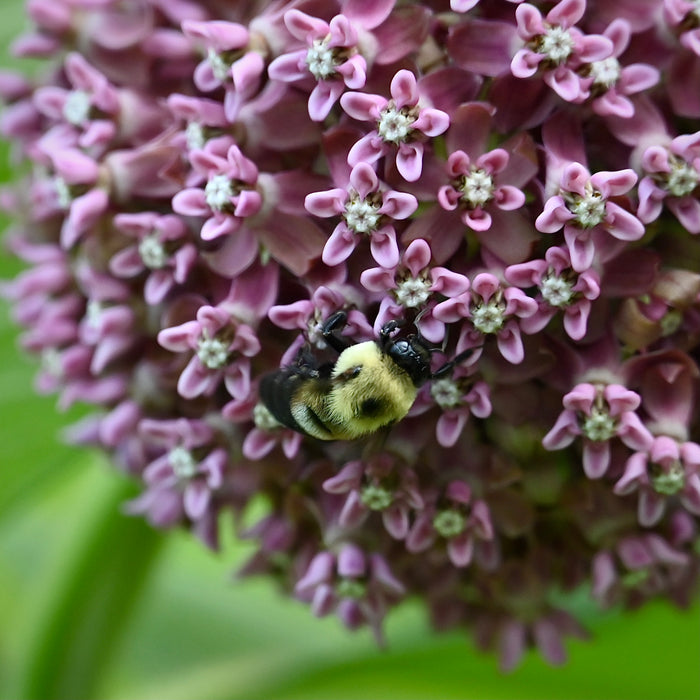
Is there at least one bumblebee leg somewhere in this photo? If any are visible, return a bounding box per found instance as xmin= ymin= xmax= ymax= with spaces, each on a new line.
xmin=379 ymin=319 xmax=403 ymax=342
xmin=431 ymin=348 xmax=475 ymax=379
xmin=321 ymin=311 xmax=351 ymax=354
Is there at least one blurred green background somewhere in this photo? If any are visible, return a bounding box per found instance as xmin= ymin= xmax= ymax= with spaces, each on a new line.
xmin=1 ymin=2 xmax=699 ymax=699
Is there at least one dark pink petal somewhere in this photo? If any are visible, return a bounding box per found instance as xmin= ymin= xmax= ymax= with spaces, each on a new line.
xmin=283 ymin=9 xmax=328 ymax=42
xmin=593 ymin=90 xmax=634 ymax=119
xmin=413 ymin=107 xmax=450 ymax=137
xmin=371 ymin=4 xmax=431 ymax=64
xmin=511 ymin=48 xmax=542 ymax=79
xmin=436 ymin=410 xmax=468 ymax=448
xmin=496 ymin=320 xmax=525 ymax=364
xmin=61 ymin=189 xmax=109 ymax=249
xmin=231 ymin=51 xmax=264 ymax=99
xmin=405 ymin=513 xmax=435 ymax=553
xmin=379 ymin=190 xmax=418 ymax=219
xmin=178 ymin=357 xmax=218 ymax=398
xmin=638 ymin=489 xmax=666 ymax=527
xmin=682 ymin=474 xmax=700 ymax=515
xmin=637 ymin=177 xmax=665 ymax=223
xmin=536 ymin=196 xmax=573 ymax=232
xmin=360 ymin=266 xmax=396 ymax=292
xmin=305 ymin=188 xmax=347 ymax=217
xmin=308 ymin=80 xmax=345 ymax=122
xmin=184 ymin=480 xmax=211 ymax=520
xmin=390 ymin=69 xmax=419 ymax=109
xmin=296 ymin=552 xmax=334 ymax=593
xmin=563 ymin=227 xmax=595 ymax=272
xmin=382 ymin=505 xmax=409 ymax=540
xmin=396 ymin=141 xmax=424 ymax=182
xmin=182 ymin=19 xmax=249 ymax=52
xmin=494 ymin=185 xmax=525 ymax=211
xmin=322 ymin=460 xmax=364 ymax=493
xmin=343 ymin=0 xmax=394 ymax=28
xmin=322 ymin=226 xmax=355 ymax=266
xmin=310 ymin=584 xmax=335 ymax=617
xmin=430 ymin=267 xmax=470 ymax=296
xmin=617 ymin=412 xmax=654 ymax=452
xmin=172 ymin=188 xmax=209 ymax=217
xmin=576 ymin=34 xmax=614 ymax=63
xmin=542 ymin=410 xmax=579 ymax=450
xmin=336 ymin=54 xmax=366 ymax=90
xmin=369 ymin=227 xmax=399 ymax=267
xmin=582 ymin=440 xmax=611 ymax=479
xmin=339 ymin=490 xmax=369 ymax=529
xmin=234 ymin=189 xmax=262 ymax=218
xmin=591 ymin=551 xmax=617 ymax=600
xmin=667 ymin=196 xmax=700 ymax=234
xmin=338 ymin=543 xmax=366 ymax=578
xmin=448 ymin=19 xmax=517 ymax=76
xmin=533 ymin=619 xmax=566 ymax=667
xmin=620 ymin=64 xmax=660 ymax=94
xmin=545 ymin=66 xmax=586 ymax=102
xmin=257 ymin=215 xmax=326 ymax=276
xmin=267 ymin=50 xmax=308 ymax=83
xmin=614 ymin=452 xmax=647 ymax=495
xmin=447 ymin=532 xmax=474 ymax=568
xmin=515 ymin=4 xmax=545 ymax=38
xmin=563 ymin=300 xmax=591 ymax=340
xmin=347 ymin=132 xmax=386 ymax=168
xmin=340 ymin=91 xmax=386 ymax=121
xmin=349 ymin=162 xmax=378 ymax=199
xmin=200 ymin=215 xmax=240 ymax=241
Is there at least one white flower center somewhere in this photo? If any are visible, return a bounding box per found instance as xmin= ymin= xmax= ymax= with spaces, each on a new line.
xmin=138 ymin=233 xmax=168 ymax=270
xmin=344 ymin=195 xmax=381 ymax=234
xmin=431 ymin=377 xmax=462 ymax=409
xmin=205 ymin=174 xmax=234 ymax=211
xmin=589 ymin=56 xmax=621 ymax=88
xmin=395 ymin=275 xmax=432 ymax=308
xmin=433 ymin=508 xmax=466 ymax=538
xmin=377 ymin=104 xmax=416 ymax=144
xmin=541 ymin=273 xmax=575 ymax=307
xmin=581 ymin=406 xmax=617 ymax=441
xmin=306 ymin=39 xmax=337 ymax=80
xmin=660 ymin=309 xmax=683 ymax=337
xmin=360 ymin=484 xmax=394 ymax=510
xmin=336 ymin=578 xmax=366 ymax=599
xmin=253 ymin=402 xmax=282 ymax=431
xmin=666 ymin=160 xmax=699 ymax=197
xmin=186 ymin=122 xmax=206 ymax=151
xmin=207 ymin=48 xmax=230 ymax=83
xmin=168 ymin=445 xmax=198 ymax=479
xmin=63 ymin=89 xmax=92 ymax=125
xmin=538 ymin=25 xmax=575 ymax=64
xmin=569 ymin=189 xmax=606 ymax=228
xmin=471 ymin=298 xmax=505 ymax=334
xmin=54 ymin=177 xmax=72 ymax=209
xmin=196 ymin=334 xmax=229 ymax=369
xmin=650 ymin=459 xmax=685 ymax=495
xmin=460 ymin=168 xmax=495 ymax=207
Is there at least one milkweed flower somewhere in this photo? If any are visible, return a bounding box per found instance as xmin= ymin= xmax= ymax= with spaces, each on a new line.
xmin=2 ymin=0 xmax=700 ymax=673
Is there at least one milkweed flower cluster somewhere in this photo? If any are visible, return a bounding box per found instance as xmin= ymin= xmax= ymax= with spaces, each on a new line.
xmin=2 ymin=0 xmax=700 ymax=670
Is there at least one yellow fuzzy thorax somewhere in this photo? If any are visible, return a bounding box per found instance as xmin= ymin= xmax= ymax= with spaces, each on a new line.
xmin=325 ymin=341 xmax=417 ymax=438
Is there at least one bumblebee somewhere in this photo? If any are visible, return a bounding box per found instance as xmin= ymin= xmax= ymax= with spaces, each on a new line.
xmin=260 ymin=311 xmax=471 ymax=441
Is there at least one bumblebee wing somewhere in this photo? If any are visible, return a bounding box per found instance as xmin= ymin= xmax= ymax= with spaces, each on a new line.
xmin=260 ymin=368 xmax=308 ymax=433
xmin=260 ymin=357 xmax=336 ymax=439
